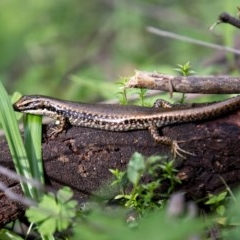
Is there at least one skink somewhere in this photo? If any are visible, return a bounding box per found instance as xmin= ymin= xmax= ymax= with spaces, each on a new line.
xmin=13 ymin=95 xmax=240 ymax=158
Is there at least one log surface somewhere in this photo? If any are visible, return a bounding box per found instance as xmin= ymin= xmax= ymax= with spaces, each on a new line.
xmin=1 ymin=109 xmax=240 ymax=226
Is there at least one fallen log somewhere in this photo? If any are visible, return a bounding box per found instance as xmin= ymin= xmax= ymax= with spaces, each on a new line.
xmin=0 ymin=109 xmax=240 ymax=226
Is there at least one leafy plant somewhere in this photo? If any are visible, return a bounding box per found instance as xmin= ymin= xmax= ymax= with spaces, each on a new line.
xmin=117 ymin=77 xmax=129 ymax=105
xmin=73 ymin=204 xmax=208 ymax=240
xmin=117 ymin=78 xmax=149 ymax=106
xmin=221 ymin=189 xmax=240 ymax=238
xmin=159 ymin=160 xmax=181 ymax=194
xmin=175 ymin=61 xmax=196 ymax=77
xmin=137 ymin=88 xmax=148 ymax=106
xmin=26 ymin=187 xmax=78 ymax=237
xmin=0 ymin=81 xmax=53 ymax=239
xmin=205 ymin=191 xmax=228 ymax=216
xmin=110 ymin=152 xmax=180 ymax=213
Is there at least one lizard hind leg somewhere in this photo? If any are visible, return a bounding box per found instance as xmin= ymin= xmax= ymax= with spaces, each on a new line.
xmin=153 ymin=99 xmax=174 ymax=108
xmin=148 ymin=125 xmax=194 ymax=159
xmin=153 ymin=99 xmax=192 ymax=110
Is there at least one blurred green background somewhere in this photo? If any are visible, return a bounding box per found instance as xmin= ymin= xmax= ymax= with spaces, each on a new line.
xmin=0 ymin=0 xmax=238 ymax=101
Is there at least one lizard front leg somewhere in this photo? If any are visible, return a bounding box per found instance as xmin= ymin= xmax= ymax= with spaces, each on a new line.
xmin=49 ymin=116 xmax=68 ymax=137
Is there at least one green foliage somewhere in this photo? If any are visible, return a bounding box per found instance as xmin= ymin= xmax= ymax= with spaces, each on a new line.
xmin=73 ymin=206 xmax=208 ymax=240
xmin=0 ymin=82 xmax=52 ymax=237
xmin=26 ymin=187 xmax=78 ymax=237
xmin=0 ymin=81 xmax=45 ymax=201
xmin=110 ymin=152 xmax=180 ymax=213
xmin=0 ymin=1 xmax=232 ymax=101
xmin=127 ymin=152 xmax=146 ymax=186
xmin=0 ymin=229 xmax=24 ymax=240
xmin=109 ymin=168 xmax=127 ymax=196
xmin=221 ymin=189 xmax=240 ymax=238
xmin=116 ymin=77 xmax=129 ymax=105
xmin=117 ymin=78 xmax=150 ymax=106
xmin=205 ymin=191 xmax=228 ymax=216
xmin=159 ymin=160 xmax=181 ymax=194
xmin=175 ymin=61 xmax=196 ymax=76
xmin=0 ymin=81 xmax=33 ymax=197
xmin=137 ymin=88 xmax=148 ymax=106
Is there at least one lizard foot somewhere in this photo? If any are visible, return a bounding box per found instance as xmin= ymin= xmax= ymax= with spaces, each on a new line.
xmin=171 ymin=141 xmax=195 ymax=159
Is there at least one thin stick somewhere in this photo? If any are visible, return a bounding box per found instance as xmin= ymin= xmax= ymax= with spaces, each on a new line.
xmin=146 ymin=26 xmax=240 ymax=55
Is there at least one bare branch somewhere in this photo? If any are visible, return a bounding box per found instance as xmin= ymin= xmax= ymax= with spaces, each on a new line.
xmin=219 ymin=12 xmax=240 ymax=29
xmin=127 ymin=70 xmax=240 ymax=94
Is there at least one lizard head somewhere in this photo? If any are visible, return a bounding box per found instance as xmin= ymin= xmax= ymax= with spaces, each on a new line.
xmin=13 ymin=95 xmax=54 ymax=115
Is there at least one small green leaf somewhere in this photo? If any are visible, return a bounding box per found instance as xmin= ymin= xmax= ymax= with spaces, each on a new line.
xmin=217 ymin=205 xmax=226 ymax=216
xmin=205 ymin=191 xmax=227 ymax=205
xmin=127 ymin=152 xmax=145 ymax=185
xmin=57 ymin=186 xmax=74 ymax=203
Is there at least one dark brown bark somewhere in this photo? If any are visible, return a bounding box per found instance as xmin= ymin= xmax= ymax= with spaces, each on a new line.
xmin=0 ymin=140 xmax=25 ymax=227
xmin=1 ymin=110 xmax=240 ymax=227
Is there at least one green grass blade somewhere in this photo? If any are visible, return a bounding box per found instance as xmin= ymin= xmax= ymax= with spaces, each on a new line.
xmin=24 ymin=114 xmax=44 ymax=189
xmin=0 ymin=81 xmax=32 ymax=197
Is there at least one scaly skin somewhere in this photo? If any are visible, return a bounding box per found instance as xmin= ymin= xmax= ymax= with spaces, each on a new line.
xmin=13 ymin=95 xmax=240 ymax=158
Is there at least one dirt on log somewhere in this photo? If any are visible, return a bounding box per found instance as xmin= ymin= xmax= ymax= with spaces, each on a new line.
xmin=1 ymin=109 xmax=240 ymax=227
